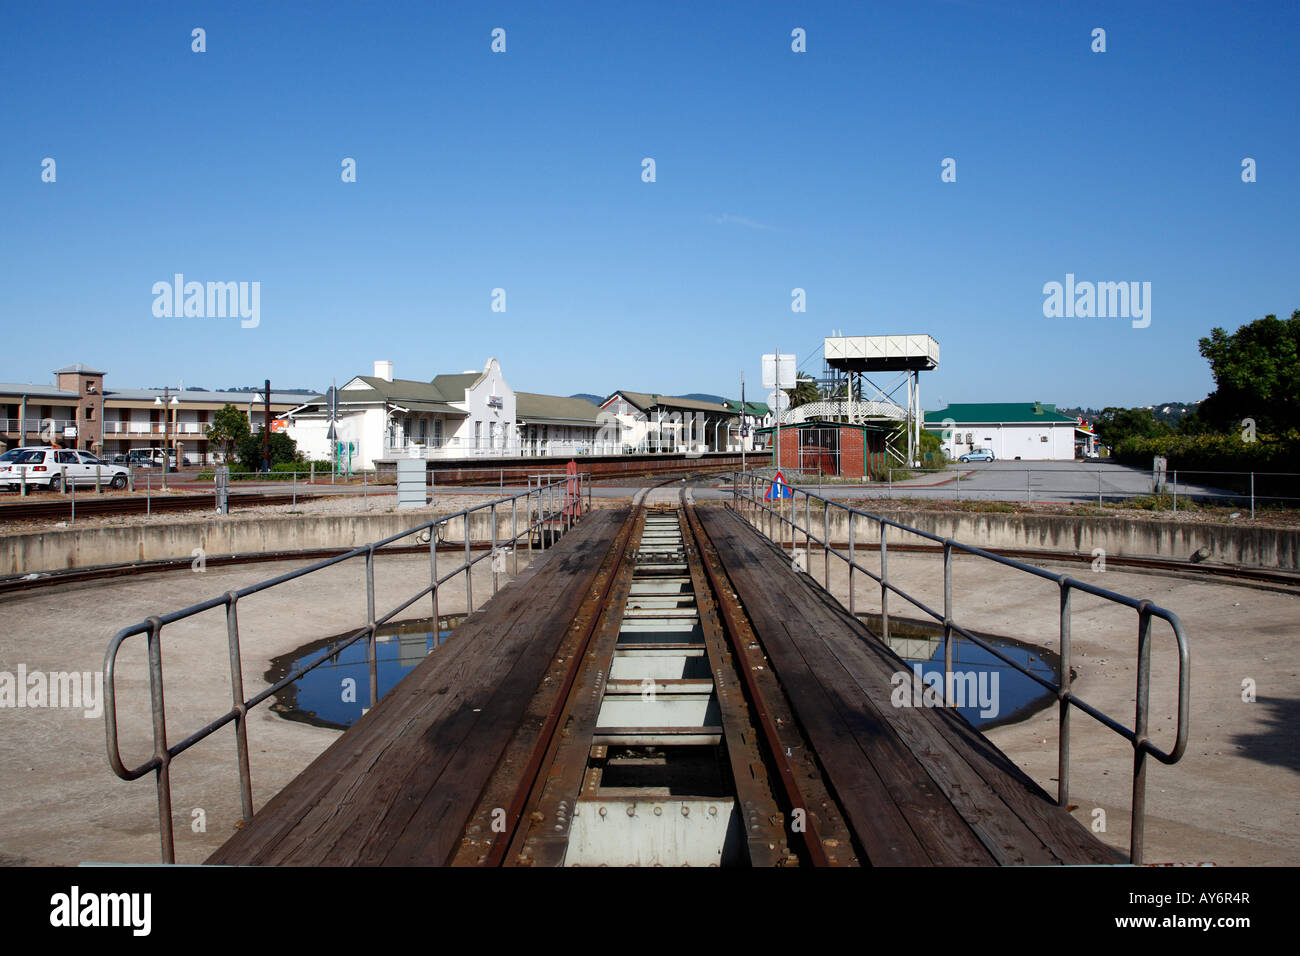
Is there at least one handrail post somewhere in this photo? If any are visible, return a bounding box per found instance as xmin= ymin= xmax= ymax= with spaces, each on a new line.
xmin=430 ymin=520 xmax=440 ymax=626
xmin=823 ymin=499 xmax=830 ymax=591
xmin=1130 ymin=606 xmax=1154 ymax=863
xmin=879 ymin=523 xmax=890 ymax=642
xmin=943 ymin=540 xmax=953 ymax=707
xmin=512 ymin=496 xmax=519 ymax=576
xmin=848 ymin=510 xmax=856 ymax=614
xmin=464 ymin=511 xmax=474 ymax=613
xmin=491 ymin=502 xmax=499 ymax=597
xmin=225 ymin=594 xmax=255 ymax=822
xmin=146 ymin=617 xmax=175 ymax=863
xmin=366 ymin=546 xmax=377 ymax=707
xmin=1058 ymin=580 xmax=1072 ymax=807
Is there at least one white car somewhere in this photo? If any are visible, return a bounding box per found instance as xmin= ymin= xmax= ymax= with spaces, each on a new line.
xmin=0 ymin=447 xmax=129 ymax=491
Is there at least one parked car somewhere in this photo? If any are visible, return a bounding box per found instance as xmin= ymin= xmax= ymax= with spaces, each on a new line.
xmin=0 ymin=447 xmax=129 ymax=491
xmin=958 ymin=448 xmax=996 ymax=462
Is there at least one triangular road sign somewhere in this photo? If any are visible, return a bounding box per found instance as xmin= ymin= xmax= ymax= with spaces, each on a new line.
xmin=765 ymin=470 xmax=793 ymax=499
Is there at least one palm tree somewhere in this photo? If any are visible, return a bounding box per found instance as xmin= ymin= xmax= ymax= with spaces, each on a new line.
xmin=785 ymin=375 xmax=821 ymax=408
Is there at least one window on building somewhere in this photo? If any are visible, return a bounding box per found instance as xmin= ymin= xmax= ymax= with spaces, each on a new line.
xmin=475 ymin=422 xmax=482 ymax=448
xmin=85 ymin=405 xmax=94 ymax=421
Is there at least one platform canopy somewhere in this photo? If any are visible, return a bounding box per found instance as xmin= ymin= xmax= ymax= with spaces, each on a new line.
xmin=824 ymin=334 xmax=940 ymax=372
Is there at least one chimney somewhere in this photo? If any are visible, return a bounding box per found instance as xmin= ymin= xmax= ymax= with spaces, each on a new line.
xmin=374 ymin=360 xmax=393 ymax=382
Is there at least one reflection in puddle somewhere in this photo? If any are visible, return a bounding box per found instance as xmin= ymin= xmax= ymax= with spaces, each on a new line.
xmin=268 ymin=616 xmax=465 ymax=730
xmin=859 ymin=614 xmax=1060 ymax=730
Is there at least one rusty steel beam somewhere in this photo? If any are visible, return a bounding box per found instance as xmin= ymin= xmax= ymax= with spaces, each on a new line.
xmin=683 ymin=498 xmax=859 ymax=866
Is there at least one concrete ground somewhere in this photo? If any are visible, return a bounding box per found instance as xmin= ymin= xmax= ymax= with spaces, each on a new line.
xmin=767 ymin=523 xmax=1300 ymax=865
xmin=0 ymin=552 xmax=525 ymax=865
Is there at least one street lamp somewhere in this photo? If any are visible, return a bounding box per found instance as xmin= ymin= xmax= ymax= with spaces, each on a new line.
xmin=155 ymin=390 xmax=179 ymax=490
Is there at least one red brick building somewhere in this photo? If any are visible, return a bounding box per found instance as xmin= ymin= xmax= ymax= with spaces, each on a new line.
xmin=756 ymin=420 xmax=886 ymax=478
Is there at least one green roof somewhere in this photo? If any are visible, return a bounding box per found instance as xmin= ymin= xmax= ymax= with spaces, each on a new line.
xmin=924 ymin=403 xmax=1079 ymax=425
xmin=725 ymin=399 xmax=771 ymax=416
xmin=516 ymin=392 xmax=601 ymax=425
xmin=607 ymin=391 xmax=734 ymax=415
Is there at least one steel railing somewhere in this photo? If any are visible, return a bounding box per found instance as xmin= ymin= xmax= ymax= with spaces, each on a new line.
xmin=730 ymin=471 xmax=1189 ymax=864
xmin=104 ymin=474 xmax=586 ymax=863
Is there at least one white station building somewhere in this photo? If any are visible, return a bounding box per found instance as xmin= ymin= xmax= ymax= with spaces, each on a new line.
xmin=283 ymin=359 xmax=612 ymax=471
xmin=924 ymin=402 xmax=1092 ymax=461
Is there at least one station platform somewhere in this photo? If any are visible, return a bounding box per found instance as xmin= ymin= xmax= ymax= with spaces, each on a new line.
xmin=697 ymin=506 xmax=1124 ymax=864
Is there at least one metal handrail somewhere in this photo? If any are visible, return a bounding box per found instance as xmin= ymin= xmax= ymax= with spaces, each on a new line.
xmin=730 ymin=471 xmax=1190 ymax=863
xmin=104 ymin=473 xmax=587 ymax=862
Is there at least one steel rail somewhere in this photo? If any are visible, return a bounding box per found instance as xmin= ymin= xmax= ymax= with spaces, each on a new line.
xmin=681 ymin=494 xmax=835 ymax=866
xmin=731 ymin=471 xmax=1190 ymax=864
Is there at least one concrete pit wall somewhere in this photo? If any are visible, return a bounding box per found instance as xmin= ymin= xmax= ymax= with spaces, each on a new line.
xmin=1 ymin=508 xmax=537 ymax=576
xmin=738 ymin=505 xmax=1300 ymax=570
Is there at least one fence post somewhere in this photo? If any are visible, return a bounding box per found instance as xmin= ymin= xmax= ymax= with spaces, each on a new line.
xmin=1027 ymin=468 xmax=1032 ymax=506
xmin=70 ymin=470 xmax=75 ymax=524
xmin=292 ymin=471 xmax=296 ymax=507
xmin=95 ymin=464 xmax=102 ymax=494
xmin=146 ymin=471 xmax=151 ymax=517
xmin=1172 ymin=470 xmax=1177 ymax=514
xmin=363 ymin=471 xmax=368 ymax=511
xmin=1098 ymin=469 xmax=1102 ymax=509
xmin=1250 ymin=472 xmax=1255 ymax=519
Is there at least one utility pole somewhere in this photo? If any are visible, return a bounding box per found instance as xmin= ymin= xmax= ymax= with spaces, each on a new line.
xmin=740 ymin=371 xmax=746 ymax=474
xmin=775 ymin=346 xmax=782 ymax=474
xmin=262 ymin=379 xmax=271 ymax=473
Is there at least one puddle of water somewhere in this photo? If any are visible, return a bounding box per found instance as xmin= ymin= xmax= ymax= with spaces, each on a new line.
xmin=859 ymin=614 xmax=1060 ymax=730
xmin=267 ymin=615 xmax=465 ymax=730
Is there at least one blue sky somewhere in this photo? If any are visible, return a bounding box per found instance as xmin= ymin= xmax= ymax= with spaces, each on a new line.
xmin=3 ymin=0 xmax=1296 ymax=410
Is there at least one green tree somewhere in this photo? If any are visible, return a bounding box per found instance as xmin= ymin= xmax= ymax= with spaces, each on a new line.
xmin=1094 ymin=407 xmax=1172 ymax=449
xmin=1197 ymin=311 xmax=1300 ymax=435
xmin=785 ymin=375 xmax=821 ymax=409
xmin=237 ymin=428 xmax=298 ymax=472
xmin=206 ymin=403 xmax=250 ymax=463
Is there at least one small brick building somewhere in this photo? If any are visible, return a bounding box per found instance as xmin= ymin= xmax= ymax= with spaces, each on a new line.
xmin=757 ymin=420 xmax=887 ymax=478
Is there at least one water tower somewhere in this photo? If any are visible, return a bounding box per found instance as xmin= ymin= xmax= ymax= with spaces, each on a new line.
xmin=819 ymin=334 xmax=940 ymax=467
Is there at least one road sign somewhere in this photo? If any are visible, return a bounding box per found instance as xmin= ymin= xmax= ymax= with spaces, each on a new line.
xmin=762 ymin=353 xmax=795 ymax=389
xmin=766 ymin=389 xmax=791 ymax=413
xmin=765 ymin=470 xmax=793 ymax=499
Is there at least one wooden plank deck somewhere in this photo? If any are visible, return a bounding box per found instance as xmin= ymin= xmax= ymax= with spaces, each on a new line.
xmin=208 ymin=507 xmax=629 ymax=866
xmin=697 ymin=506 xmax=1124 ymax=866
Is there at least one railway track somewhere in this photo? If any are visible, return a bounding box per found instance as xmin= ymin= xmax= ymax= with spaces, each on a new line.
xmin=451 ymin=478 xmax=857 ymax=866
